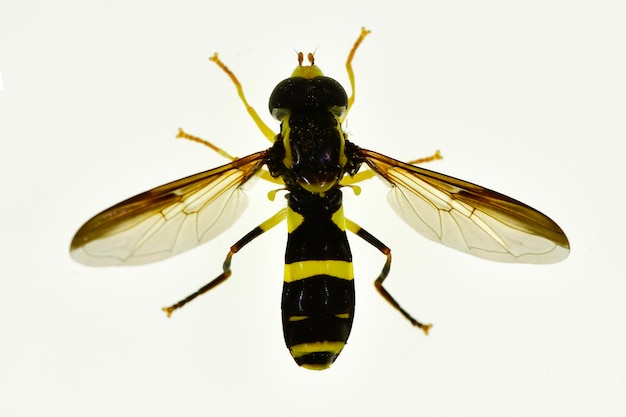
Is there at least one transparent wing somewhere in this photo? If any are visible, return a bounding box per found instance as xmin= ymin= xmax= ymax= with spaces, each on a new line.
xmin=360 ymin=149 xmax=570 ymax=264
xmin=70 ymin=151 xmax=268 ymax=266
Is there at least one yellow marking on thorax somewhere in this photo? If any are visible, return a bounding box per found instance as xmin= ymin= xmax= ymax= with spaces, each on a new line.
xmin=337 ymin=122 xmax=348 ymax=168
xmin=281 ymin=114 xmax=293 ymax=169
xmin=284 ymin=260 xmax=353 ymax=282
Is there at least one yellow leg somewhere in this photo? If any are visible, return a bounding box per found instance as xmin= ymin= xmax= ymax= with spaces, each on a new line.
xmin=209 ymin=53 xmax=276 ymax=142
xmin=342 ymin=27 xmax=371 ymax=123
xmin=177 ymin=128 xmax=284 ymax=186
xmin=176 ymin=128 xmax=238 ymax=161
xmin=341 ymin=150 xmax=443 ymax=186
xmin=175 ymin=50 xmax=285 ymax=184
xmin=338 ymin=28 xmax=441 ymax=187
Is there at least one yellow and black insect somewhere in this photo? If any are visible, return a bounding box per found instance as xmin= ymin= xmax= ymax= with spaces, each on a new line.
xmin=70 ymin=28 xmax=570 ymax=370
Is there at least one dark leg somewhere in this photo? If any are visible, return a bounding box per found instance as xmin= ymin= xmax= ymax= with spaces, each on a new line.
xmin=162 ymin=208 xmax=287 ymax=316
xmin=345 ymin=218 xmax=432 ymax=334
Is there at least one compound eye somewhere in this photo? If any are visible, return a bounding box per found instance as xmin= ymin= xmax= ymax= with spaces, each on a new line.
xmin=269 ymin=77 xmax=348 ymax=120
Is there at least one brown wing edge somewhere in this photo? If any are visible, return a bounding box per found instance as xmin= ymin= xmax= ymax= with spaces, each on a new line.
xmin=359 ymin=149 xmax=570 ymax=251
xmin=70 ymin=151 xmax=268 ymax=252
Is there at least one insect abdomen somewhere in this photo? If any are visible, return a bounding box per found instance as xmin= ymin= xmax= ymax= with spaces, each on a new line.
xmin=281 ymin=189 xmax=355 ymax=370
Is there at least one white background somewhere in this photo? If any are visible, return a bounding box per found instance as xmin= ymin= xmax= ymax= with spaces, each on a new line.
xmin=1 ymin=1 xmax=624 ymax=416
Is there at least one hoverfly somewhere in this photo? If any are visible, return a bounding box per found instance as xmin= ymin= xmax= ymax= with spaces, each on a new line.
xmin=70 ymin=28 xmax=569 ymax=370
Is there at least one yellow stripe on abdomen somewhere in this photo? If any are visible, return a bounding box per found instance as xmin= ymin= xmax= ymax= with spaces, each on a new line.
xmin=284 ymin=260 xmax=354 ymax=283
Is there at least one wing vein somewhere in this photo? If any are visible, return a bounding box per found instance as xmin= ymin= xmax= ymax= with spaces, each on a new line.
xmin=360 ymin=148 xmax=569 ymax=264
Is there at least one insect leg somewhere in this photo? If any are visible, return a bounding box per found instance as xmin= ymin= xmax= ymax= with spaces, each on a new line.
xmin=176 ymin=128 xmax=238 ymax=161
xmin=341 ymin=150 xmax=443 ymax=186
xmin=176 ymin=128 xmax=284 ymax=186
xmin=345 ymin=217 xmax=432 ymax=335
xmin=162 ymin=208 xmax=287 ymax=317
xmin=342 ymin=27 xmax=371 ymax=123
xmin=209 ymin=53 xmax=276 ymax=142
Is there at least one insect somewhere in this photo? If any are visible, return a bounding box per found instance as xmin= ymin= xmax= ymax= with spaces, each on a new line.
xmin=70 ymin=28 xmax=570 ymax=370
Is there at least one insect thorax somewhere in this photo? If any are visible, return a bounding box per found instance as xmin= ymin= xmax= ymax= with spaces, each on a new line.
xmin=267 ymin=73 xmax=360 ymax=194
